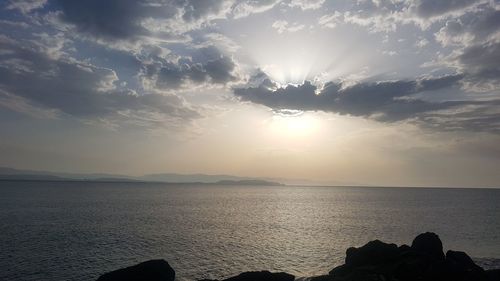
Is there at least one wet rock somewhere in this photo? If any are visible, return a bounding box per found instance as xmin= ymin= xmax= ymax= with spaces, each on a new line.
xmin=96 ymin=259 xmax=175 ymax=281
xmin=411 ymin=232 xmax=445 ymax=261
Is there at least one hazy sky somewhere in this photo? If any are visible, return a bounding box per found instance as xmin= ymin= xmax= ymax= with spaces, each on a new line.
xmin=1 ymin=0 xmax=499 ymax=187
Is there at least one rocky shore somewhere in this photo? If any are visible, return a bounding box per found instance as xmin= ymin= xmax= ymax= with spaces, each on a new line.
xmin=97 ymin=232 xmax=500 ymax=281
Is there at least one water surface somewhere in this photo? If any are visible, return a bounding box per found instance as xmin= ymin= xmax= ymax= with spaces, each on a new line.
xmin=0 ymin=181 xmax=499 ymax=281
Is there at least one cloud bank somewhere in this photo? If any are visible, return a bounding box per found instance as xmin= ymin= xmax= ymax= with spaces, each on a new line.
xmin=234 ymin=73 xmax=500 ymax=133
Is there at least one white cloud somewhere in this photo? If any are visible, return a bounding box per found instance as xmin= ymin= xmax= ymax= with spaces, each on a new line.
xmin=272 ymin=20 xmax=305 ymax=33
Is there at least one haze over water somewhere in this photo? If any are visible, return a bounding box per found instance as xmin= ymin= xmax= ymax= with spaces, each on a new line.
xmin=1 ymin=181 xmax=499 ymax=281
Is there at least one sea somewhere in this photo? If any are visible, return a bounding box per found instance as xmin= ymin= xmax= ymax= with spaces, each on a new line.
xmin=0 ymin=181 xmax=499 ymax=281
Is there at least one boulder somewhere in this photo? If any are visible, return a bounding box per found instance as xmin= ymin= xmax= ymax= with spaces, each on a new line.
xmin=345 ymin=240 xmax=400 ymax=266
xmin=444 ymin=250 xmax=486 ymax=281
xmin=411 ymin=232 xmax=445 ymax=261
xmin=96 ymin=259 xmax=175 ymax=281
xmin=326 ymin=233 xmax=492 ymax=281
xmin=202 ymin=271 xmax=295 ymax=281
xmin=223 ymin=271 xmax=294 ymax=281
xmin=485 ymin=269 xmax=500 ymax=281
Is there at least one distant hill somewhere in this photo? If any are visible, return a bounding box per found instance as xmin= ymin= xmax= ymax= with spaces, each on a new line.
xmin=215 ymin=179 xmax=284 ymax=186
xmin=0 ymin=167 xmax=284 ymax=185
xmin=138 ymin=173 xmax=259 ymax=183
xmin=0 ymin=174 xmax=66 ymax=181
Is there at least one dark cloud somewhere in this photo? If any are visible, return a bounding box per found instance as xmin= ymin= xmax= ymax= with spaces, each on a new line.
xmin=141 ymin=46 xmax=237 ymax=90
xmin=455 ymin=41 xmax=500 ymax=90
xmin=51 ymin=0 xmax=279 ymax=40
xmin=431 ymin=4 xmax=500 ymax=90
xmin=53 ymin=0 xmax=178 ymax=40
xmin=0 ymin=36 xmax=199 ymax=126
xmin=235 ymin=73 xmax=463 ymax=119
xmin=436 ymin=8 xmax=500 ymax=46
xmin=233 ymin=73 xmax=500 ymax=133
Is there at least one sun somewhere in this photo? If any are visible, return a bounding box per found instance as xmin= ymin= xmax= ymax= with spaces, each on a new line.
xmin=268 ymin=112 xmax=320 ymax=138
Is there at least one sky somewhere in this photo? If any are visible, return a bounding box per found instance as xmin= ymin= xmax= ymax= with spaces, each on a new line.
xmin=0 ymin=0 xmax=499 ymax=187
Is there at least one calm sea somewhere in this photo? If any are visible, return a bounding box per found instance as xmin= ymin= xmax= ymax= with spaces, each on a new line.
xmin=0 ymin=181 xmax=499 ymax=281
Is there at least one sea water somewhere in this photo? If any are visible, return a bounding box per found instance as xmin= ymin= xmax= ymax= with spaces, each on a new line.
xmin=1 ymin=181 xmax=499 ymax=281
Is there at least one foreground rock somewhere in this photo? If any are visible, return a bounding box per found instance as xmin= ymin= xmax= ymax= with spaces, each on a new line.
xmin=97 ymin=232 xmax=499 ymax=281
xmin=313 ymin=232 xmax=494 ymax=281
xmin=97 ymin=259 xmax=175 ymax=281
xmin=201 ymin=271 xmax=295 ymax=281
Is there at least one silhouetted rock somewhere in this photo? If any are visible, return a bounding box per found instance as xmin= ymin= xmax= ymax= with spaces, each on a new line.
xmin=325 ymin=232 xmax=493 ymax=281
xmin=411 ymin=232 xmax=445 ymax=261
xmin=201 ymin=271 xmax=294 ymax=281
xmin=444 ymin=250 xmax=486 ymax=281
xmin=96 ymin=259 xmax=175 ymax=281
xmin=344 ymin=240 xmax=400 ymax=266
xmin=485 ymin=269 xmax=500 ymax=281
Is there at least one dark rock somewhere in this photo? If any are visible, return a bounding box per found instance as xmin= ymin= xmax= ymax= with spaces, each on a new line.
xmin=345 ymin=240 xmax=400 ymax=266
xmin=446 ymin=250 xmax=483 ymax=271
xmin=485 ymin=269 xmax=500 ymax=281
xmin=411 ymin=232 xmax=445 ymax=261
xmin=309 ymin=274 xmax=334 ymax=281
xmin=96 ymin=259 xmax=175 ymax=281
xmin=326 ymin=233 xmax=493 ymax=281
xmin=398 ymin=244 xmax=411 ymax=253
xmin=328 ymin=264 xmax=353 ymax=276
xmin=444 ymin=250 xmax=486 ymax=281
xmin=221 ymin=271 xmax=294 ymax=281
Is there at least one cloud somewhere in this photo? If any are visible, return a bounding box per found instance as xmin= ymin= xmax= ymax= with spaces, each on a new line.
xmin=0 ymin=35 xmax=200 ymax=127
xmin=51 ymin=0 xmax=287 ymax=41
xmin=5 ymin=0 xmax=47 ymax=14
xmin=231 ymin=0 xmax=282 ymax=19
xmin=318 ymin=12 xmax=343 ymax=29
xmin=233 ymin=72 xmax=500 ymax=133
xmin=455 ymin=41 xmax=500 ymax=92
xmin=288 ymin=0 xmax=325 ymax=10
xmin=435 ymin=8 xmax=500 ymax=46
xmin=325 ymin=0 xmax=490 ymax=33
xmin=411 ymin=0 xmax=479 ymax=19
xmin=53 ymin=0 xmax=178 ymax=40
xmin=272 ymin=20 xmax=305 ymax=33
xmin=430 ymin=5 xmax=500 ymax=92
xmin=140 ymin=46 xmax=238 ymax=91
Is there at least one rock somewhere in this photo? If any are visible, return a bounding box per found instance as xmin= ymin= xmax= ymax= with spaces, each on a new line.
xmin=444 ymin=250 xmax=486 ymax=281
xmin=96 ymin=259 xmax=175 ymax=281
xmin=328 ymin=264 xmax=353 ymax=276
xmin=411 ymin=232 xmax=445 ymax=261
xmin=326 ymin=233 xmax=492 ymax=281
xmin=446 ymin=250 xmax=483 ymax=271
xmin=224 ymin=271 xmax=294 ymax=281
xmin=309 ymin=274 xmax=334 ymax=281
xmin=97 ymin=233 xmax=497 ymax=281
xmin=485 ymin=269 xmax=500 ymax=281
xmin=345 ymin=240 xmax=400 ymax=266
xmin=202 ymin=271 xmax=295 ymax=281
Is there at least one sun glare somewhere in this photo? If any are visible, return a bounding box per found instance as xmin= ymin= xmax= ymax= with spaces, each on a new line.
xmin=268 ymin=113 xmax=320 ymax=138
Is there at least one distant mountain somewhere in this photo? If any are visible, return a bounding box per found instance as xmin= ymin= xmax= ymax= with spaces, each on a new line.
xmin=215 ymin=179 xmax=284 ymax=186
xmin=0 ymin=167 xmax=131 ymax=181
xmin=0 ymin=174 xmax=66 ymax=181
xmin=0 ymin=167 xmax=283 ymax=185
xmin=138 ymin=173 xmax=259 ymax=183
